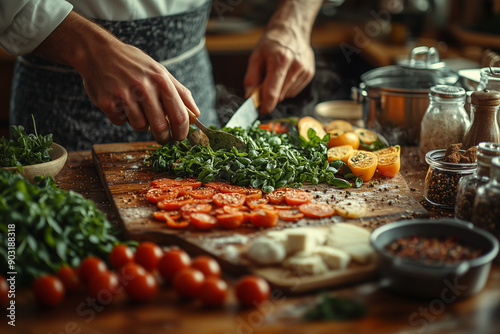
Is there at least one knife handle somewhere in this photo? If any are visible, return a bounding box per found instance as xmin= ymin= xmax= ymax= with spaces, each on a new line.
xmin=249 ymin=85 xmax=262 ymax=109
xmin=186 ymin=106 xmax=198 ymax=124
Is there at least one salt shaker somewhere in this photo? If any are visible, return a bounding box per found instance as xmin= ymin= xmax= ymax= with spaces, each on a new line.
xmin=419 ymin=85 xmax=470 ymax=163
xmin=462 ymin=90 xmax=500 ymax=150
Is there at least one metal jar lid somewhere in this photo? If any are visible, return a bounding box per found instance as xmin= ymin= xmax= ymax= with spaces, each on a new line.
xmin=477 ymin=142 xmax=500 ymax=166
xmin=430 ymin=85 xmax=466 ymax=98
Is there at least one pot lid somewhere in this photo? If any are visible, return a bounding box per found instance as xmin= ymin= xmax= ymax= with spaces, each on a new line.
xmin=360 ymin=46 xmax=459 ymax=91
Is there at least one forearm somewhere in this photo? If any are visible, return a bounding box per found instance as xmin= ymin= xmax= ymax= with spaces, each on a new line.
xmin=266 ymin=0 xmax=323 ymax=44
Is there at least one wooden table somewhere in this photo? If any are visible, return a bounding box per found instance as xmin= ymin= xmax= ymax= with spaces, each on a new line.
xmin=3 ymin=146 xmax=500 ymax=334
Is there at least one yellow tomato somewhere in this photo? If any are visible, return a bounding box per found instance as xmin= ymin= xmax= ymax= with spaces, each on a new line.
xmin=298 ymin=116 xmax=326 ymax=140
xmin=354 ymin=128 xmax=378 ymax=145
xmin=326 ymin=120 xmax=353 ymax=132
xmin=327 ymin=145 xmax=355 ymax=164
xmin=327 ymin=130 xmax=360 ymax=150
xmin=374 ymin=145 xmax=401 ymax=178
xmin=347 ymin=151 xmax=378 ymax=182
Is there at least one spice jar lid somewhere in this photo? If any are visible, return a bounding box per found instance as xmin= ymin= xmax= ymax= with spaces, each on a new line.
xmin=471 ymin=90 xmax=500 ymax=106
xmin=478 ymin=142 xmax=500 ymax=165
xmin=429 ymin=85 xmax=465 ymax=98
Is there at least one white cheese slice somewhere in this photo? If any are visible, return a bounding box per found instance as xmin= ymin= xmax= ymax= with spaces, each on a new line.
xmin=339 ymin=244 xmax=375 ymax=264
xmin=283 ymin=254 xmax=328 ymax=276
xmin=285 ymin=228 xmax=326 ymax=255
xmin=245 ymin=237 xmax=286 ymax=265
xmin=326 ymin=233 xmax=369 ymax=248
xmin=314 ymin=246 xmax=351 ymax=270
xmin=329 ymin=223 xmax=371 ymax=237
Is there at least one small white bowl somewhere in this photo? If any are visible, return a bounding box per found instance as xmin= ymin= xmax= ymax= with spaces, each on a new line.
xmin=313 ymin=100 xmax=364 ymax=127
xmin=3 ymin=142 xmax=68 ymax=181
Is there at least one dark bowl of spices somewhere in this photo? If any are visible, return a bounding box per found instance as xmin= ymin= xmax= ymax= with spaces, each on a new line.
xmin=370 ymin=218 xmax=499 ymax=300
xmin=424 ymin=146 xmax=477 ymax=209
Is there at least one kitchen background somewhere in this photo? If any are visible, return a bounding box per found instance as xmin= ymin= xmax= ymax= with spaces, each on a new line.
xmin=1 ymin=0 xmax=499 ymax=139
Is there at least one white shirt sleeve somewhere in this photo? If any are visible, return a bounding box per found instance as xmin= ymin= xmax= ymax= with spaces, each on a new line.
xmin=0 ymin=0 xmax=73 ymax=56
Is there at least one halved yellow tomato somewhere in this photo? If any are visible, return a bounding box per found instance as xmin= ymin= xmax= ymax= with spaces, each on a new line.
xmin=374 ymin=145 xmax=401 ymax=178
xmin=354 ymin=128 xmax=378 ymax=145
xmin=298 ymin=116 xmax=326 ymax=140
xmin=327 ymin=145 xmax=354 ymax=164
xmin=326 ymin=120 xmax=353 ymax=132
xmin=327 ymin=130 xmax=360 ymax=149
xmin=347 ymin=151 xmax=378 ymax=182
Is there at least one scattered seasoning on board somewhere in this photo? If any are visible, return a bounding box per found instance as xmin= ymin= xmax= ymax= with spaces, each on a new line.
xmin=384 ymin=235 xmax=483 ymax=264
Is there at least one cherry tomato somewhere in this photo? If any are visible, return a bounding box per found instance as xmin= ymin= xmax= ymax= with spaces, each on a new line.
xmin=298 ymin=202 xmax=335 ymax=218
xmin=244 ymin=188 xmax=263 ymax=200
xmin=153 ymin=210 xmax=182 ymax=222
xmin=78 ymin=256 xmax=108 ymax=286
xmin=180 ymin=203 xmax=213 ymax=218
xmin=347 ymin=150 xmax=378 ymax=182
xmin=0 ymin=275 xmax=9 ymax=305
xmin=109 ymin=244 xmax=134 ymax=270
xmin=176 ymin=186 xmax=193 ymax=197
xmin=235 ymin=275 xmax=270 ymax=307
xmin=134 ymin=241 xmax=163 ymax=271
xmin=173 ymin=268 xmax=205 ymax=299
xmin=158 ymin=248 xmax=192 ymax=283
xmin=198 ymin=277 xmax=228 ymax=306
xmin=120 ymin=262 xmax=158 ymax=301
xmin=189 ymin=212 xmax=218 ymax=230
xmin=374 ymin=145 xmax=401 ymax=178
xmin=32 ymin=275 xmax=65 ymax=307
xmin=250 ymin=208 xmax=279 ymax=227
xmin=202 ymin=180 xmax=227 ymax=190
xmin=166 ymin=216 xmax=190 ymax=229
xmin=327 ymin=130 xmax=360 ymax=150
xmin=218 ymin=184 xmax=248 ymax=194
xmin=246 ymin=198 xmax=269 ymax=209
xmin=265 ymin=187 xmax=291 ymax=205
xmin=284 ymin=190 xmax=313 ymax=206
xmin=88 ymin=271 xmax=120 ymax=301
xmin=56 ymin=265 xmax=82 ymax=293
xmin=217 ymin=212 xmax=245 ymax=229
xmin=191 ymin=255 xmax=221 ymax=278
xmin=213 ymin=192 xmax=246 ymax=207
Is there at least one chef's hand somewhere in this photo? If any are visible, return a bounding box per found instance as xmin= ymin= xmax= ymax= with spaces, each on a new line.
xmin=244 ymin=0 xmax=322 ymax=114
xmin=34 ymin=11 xmax=200 ymax=144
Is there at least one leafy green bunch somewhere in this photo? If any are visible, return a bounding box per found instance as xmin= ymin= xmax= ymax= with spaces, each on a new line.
xmin=0 ymin=169 xmax=121 ymax=285
xmin=0 ymin=117 xmax=53 ymax=171
xmin=144 ymin=122 xmax=363 ymax=193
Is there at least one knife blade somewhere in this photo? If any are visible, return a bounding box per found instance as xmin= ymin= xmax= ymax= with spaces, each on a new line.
xmin=225 ymin=86 xmax=262 ymax=129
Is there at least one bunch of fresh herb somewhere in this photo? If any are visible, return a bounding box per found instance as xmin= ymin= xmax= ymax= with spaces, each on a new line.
xmin=0 ymin=116 xmax=53 ymax=172
xmin=303 ymin=292 xmax=367 ymax=321
xmin=0 ymin=169 xmax=121 ymax=285
xmin=144 ymin=122 xmax=362 ymax=193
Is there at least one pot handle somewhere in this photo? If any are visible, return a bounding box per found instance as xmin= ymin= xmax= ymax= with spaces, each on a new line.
xmin=391 ymin=257 xmax=470 ymax=278
xmin=408 ymin=46 xmax=440 ymax=67
xmin=351 ymin=85 xmax=366 ymax=103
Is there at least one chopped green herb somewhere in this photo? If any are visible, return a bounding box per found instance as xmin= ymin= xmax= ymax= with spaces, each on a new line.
xmin=303 ymin=292 xmax=366 ymax=321
xmin=0 ymin=116 xmax=53 ymax=172
xmin=144 ymin=122 xmax=359 ymax=192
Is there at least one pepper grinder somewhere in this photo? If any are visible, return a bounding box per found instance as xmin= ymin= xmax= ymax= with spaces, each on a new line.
xmin=462 ymin=90 xmax=500 ymax=149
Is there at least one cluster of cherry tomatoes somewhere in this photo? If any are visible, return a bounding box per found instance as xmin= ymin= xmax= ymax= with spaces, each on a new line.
xmin=145 ymin=178 xmax=336 ymax=230
xmin=25 ymin=241 xmax=270 ymax=308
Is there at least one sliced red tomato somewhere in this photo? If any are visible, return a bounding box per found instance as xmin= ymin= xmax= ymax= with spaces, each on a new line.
xmin=177 ymin=186 xmax=193 ymax=197
xmin=278 ymin=210 xmax=305 ymax=222
xmin=217 ymin=212 xmax=245 ymax=229
xmin=202 ymin=180 xmax=227 ymax=190
xmin=190 ymin=212 xmax=218 ymax=230
xmin=246 ymin=198 xmax=269 ymax=209
xmin=250 ymin=209 xmax=279 ymax=227
xmin=165 ymin=215 xmax=190 ymax=229
xmin=265 ymin=187 xmax=292 ymax=205
xmin=145 ymin=187 xmax=180 ymax=204
xmin=284 ymin=190 xmax=313 ymax=206
xmin=153 ymin=210 xmax=181 ymax=222
xmin=222 ymin=205 xmax=249 ymax=214
xmin=298 ymin=202 xmax=335 ymax=218
xmin=190 ymin=187 xmax=216 ymax=199
xmin=244 ymin=188 xmax=263 ymax=200
xmin=212 ymin=192 xmax=246 ymax=207
xmin=157 ymin=196 xmax=194 ymax=210
xmin=150 ymin=178 xmax=181 ymax=188
xmin=180 ymin=203 xmax=213 ymax=218
xmin=218 ymin=184 xmax=248 ymax=194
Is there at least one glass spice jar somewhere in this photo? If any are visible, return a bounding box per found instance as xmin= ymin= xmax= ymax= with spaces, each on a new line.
xmin=424 ymin=149 xmax=477 ymax=209
xmin=471 ymin=156 xmax=500 ymax=241
xmin=462 ymin=90 xmax=500 ymax=150
xmin=455 ymin=142 xmax=500 ymax=221
xmin=419 ymin=85 xmax=470 ymax=163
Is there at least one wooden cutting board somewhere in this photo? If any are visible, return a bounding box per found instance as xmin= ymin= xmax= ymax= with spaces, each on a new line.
xmin=92 ymin=141 xmax=428 ymax=293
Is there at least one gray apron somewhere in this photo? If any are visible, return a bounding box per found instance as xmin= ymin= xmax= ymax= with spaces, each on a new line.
xmin=10 ymin=1 xmax=217 ymax=151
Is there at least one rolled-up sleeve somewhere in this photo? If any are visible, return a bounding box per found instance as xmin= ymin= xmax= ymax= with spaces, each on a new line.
xmin=0 ymin=0 xmax=73 ymax=56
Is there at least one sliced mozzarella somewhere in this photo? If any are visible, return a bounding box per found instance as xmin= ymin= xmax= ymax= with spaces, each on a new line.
xmin=314 ymin=246 xmax=351 ymax=270
xmin=283 ymin=254 xmax=328 ymax=276
xmin=333 ymin=200 xmax=367 ymax=219
xmin=246 ymin=237 xmax=287 ymax=265
xmin=339 ymin=244 xmax=375 ymax=264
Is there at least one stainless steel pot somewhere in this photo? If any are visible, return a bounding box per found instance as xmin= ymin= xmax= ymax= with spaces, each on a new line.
xmin=353 ymin=46 xmax=460 ymax=145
